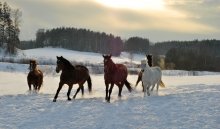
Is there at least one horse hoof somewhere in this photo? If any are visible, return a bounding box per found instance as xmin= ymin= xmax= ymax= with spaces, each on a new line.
xmin=107 ymin=98 xmax=111 ymax=103
xmin=53 ymin=99 xmax=56 ymax=102
xmin=68 ymin=98 xmax=71 ymax=101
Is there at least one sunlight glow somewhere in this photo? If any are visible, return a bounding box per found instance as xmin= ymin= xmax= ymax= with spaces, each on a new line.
xmin=95 ymin=0 xmax=165 ymax=11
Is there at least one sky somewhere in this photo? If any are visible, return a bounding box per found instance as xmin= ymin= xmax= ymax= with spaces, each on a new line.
xmin=5 ymin=0 xmax=220 ymax=42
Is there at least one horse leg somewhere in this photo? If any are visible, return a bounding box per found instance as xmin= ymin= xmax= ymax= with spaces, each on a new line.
xmin=28 ymin=83 xmax=31 ymax=90
xmin=73 ymin=86 xmax=81 ymax=99
xmin=118 ymin=84 xmax=123 ymax=97
xmin=37 ymin=76 xmax=43 ymax=91
xmin=156 ymin=82 xmax=160 ymax=91
xmin=142 ymin=81 xmax=144 ymax=92
xmin=142 ymin=83 xmax=146 ymax=92
xmin=34 ymin=84 xmax=37 ymax=90
xmin=151 ymin=84 xmax=156 ymax=91
xmin=53 ymin=82 xmax=64 ymax=102
xmin=147 ymin=85 xmax=150 ymax=96
xmin=67 ymin=84 xmax=73 ymax=101
xmin=81 ymin=86 xmax=84 ymax=96
xmin=105 ymin=82 xmax=109 ymax=101
xmin=108 ymin=83 xmax=114 ymax=102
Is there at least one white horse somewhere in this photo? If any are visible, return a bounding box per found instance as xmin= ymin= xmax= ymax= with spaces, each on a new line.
xmin=141 ymin=59 xmax=165 ymax=96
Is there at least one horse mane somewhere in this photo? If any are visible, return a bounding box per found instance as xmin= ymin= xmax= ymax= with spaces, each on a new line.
xmin=60 ymin=57 xmax=75 ymax=70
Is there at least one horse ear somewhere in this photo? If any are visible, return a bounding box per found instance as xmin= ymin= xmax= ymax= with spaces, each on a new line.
xmin=56 ymin=56 xmax=59 ymax=59
xmin=109 ymin=54 xmax=112 ymax=58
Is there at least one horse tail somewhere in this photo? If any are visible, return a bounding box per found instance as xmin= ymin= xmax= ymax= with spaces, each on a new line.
xmin=159 ymin=80 xmax=165 ymax=87
xmin=87 ymin=75 xmax=92 ymax=92
xmin=125 ymin=80 xmax=132 ymax=92
xmin=38 ymin=72 xmax=44 ymax=90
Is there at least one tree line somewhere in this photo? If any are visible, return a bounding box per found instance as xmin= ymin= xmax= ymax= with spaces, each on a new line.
xmin=0 ymin=1 xmax=21 ymax=54
xmin=163 ymin=40 xmax=220 ymax=71
xmin=33 ymin=27 xmax=124 ymax=56
xmin=19 ymin=27 xmax=150 ymax=56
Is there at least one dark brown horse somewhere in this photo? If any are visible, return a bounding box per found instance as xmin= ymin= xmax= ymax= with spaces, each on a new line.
xmin=53 ymin=56 xmax=92 ymax=102
xmin=103 ymin=54 xmax=132 ymax=102
xmin=135 ymin=54 xmax=153 ymax=91
xmin=27 ymin=60 xmax=43 ymax=91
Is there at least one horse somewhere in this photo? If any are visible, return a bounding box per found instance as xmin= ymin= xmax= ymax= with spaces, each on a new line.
xmin=135 ymin=54 xmax=153 ymax=91
xmin=103 ymin=54 xmax=132 ymax=102
xmin=53 ymin=56 xmax=92 ymax=102
xmin=141 ymin=59 xmax=165 ymax=96
xmin=27 ymin=60 xmax=43 ymax=91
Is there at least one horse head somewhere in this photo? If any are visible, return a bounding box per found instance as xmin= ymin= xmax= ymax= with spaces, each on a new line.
xmin=56 ymin=56 xmax=64 ymax=73
xmin=103 ymin=54 xmax=112 ymax=65
xmin=146 ymin=54 xmax=153 ymax=67
xmin=29 ymin=60 xmax=37 ymax=71
xmin=102 ymin=54 xmax=113 ymax=73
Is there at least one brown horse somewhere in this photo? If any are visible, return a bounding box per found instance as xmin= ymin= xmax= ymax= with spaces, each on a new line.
xmin=103 ymin=54 xmax=132 ymax=102
xmin=53 ymin=56 xmax=92 ymax=102
xmin=27 ymin=60 xmax=43 ymax=91
xmin=135 ymin=54 xmax=153 ymax=91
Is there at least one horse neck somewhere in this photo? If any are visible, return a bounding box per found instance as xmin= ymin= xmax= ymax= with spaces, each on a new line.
xmin=30 ymin=66 xmax=37 ymax=72
xmin=105 ymin=60 xmax=117 ymax=73
xmin=144 ymin=61 xmax=151 ymax=71
xmin=62 ymin=65 xmax=75 ymax=73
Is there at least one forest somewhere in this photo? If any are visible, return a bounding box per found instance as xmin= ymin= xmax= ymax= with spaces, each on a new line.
xmin=0 ymin=1 xmax=21 ymax=54
xmin=19 ymin=27 xmax=150 ymax=56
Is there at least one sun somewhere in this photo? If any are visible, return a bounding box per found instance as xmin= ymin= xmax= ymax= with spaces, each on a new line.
xmin=95 ymin=0 xmax=165 ymax=11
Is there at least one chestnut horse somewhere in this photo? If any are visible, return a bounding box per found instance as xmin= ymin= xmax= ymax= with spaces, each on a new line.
xmin=103 ymin=54 xmax=132 ymax=102
xmin=27 ymin=60 xmax=43 ymax=91
xmin=53 ymin=56 xmax=92 ymax=102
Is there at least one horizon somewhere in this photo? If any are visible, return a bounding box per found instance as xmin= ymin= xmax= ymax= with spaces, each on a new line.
xmin=6 ymin=0 xmax=220 ymax=42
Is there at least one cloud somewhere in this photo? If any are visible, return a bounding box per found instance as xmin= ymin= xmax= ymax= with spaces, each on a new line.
xmin=5 ymin=0 xmax=220 ymax=42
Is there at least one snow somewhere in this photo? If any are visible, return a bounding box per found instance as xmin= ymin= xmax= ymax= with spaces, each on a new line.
xmin=0 ymin=48 xmax=220 ymax=129
xmin=16 ymin=47 xmax=145 ymax=64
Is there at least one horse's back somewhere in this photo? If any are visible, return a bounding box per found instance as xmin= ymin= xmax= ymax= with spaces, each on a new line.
xmin=116 ymin=64 xmax=128 ymax=77
xmin=61 ymin=65 xmax=90 ymax=84
xmin=114 ymin=64 xmax=128 ymax=81
xmin=105 ymin=64 xmax=128 ymax=83
xmin=75 ymin=65 xmax=89 ymax=71
xmin=152 ymin=66 xmax=162 ymax=75
xmin=75 ymin=65 xmax=90 ymax=76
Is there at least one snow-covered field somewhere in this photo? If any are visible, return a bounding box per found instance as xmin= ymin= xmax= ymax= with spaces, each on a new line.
xmin=0 ymin=48 xmax=220 ymax=129
xmin=16 ymin=47 xmax=145 ymax=64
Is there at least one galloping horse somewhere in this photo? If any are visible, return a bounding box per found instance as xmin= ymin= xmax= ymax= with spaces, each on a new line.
xmin=103 ymin=54 xmax=132 ymax=102
xmin=135 ymin=54 xmax=153 ymax=91
xmin=141 ymin=58 xmax=165 ymax=96
xmin=27 ymin=60 xmax=43 ymax=91
xmin=53 ymin=56 xmax=92 ymax=102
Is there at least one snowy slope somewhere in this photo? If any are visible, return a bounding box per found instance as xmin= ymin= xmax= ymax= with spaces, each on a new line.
xmin=0 ymin=48 xmax=220 ymax=129
xmin=16 ymin=47 xmax=145 ymax=64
